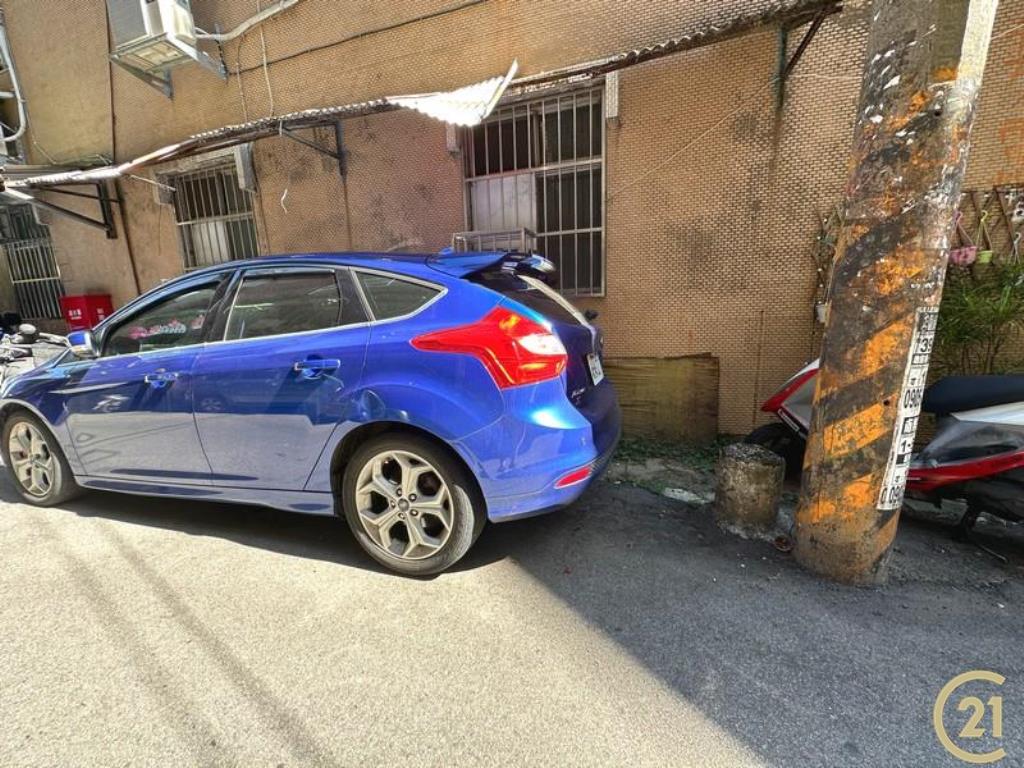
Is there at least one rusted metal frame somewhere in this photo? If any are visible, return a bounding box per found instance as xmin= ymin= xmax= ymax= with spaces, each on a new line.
xmin=8 ymin=180 xmax=119 ymax=237
xmin=20 ymin=194 xmax=114 ymax=235
xmin=794 ymin=0 xmax=999 ymax=584
xmin=13 ymin=4 xmax=841 ymax=190
xmin=278 ymin=123 xmax=347 ymax=171
xmin=41 ymin=185 xmax=120 ymax=203
xmin=169 ymin=163 xmax=259 ymax=269
xmin=11 ymin=3 xmax=841 ymax=194
xmin=279 ymin=126 xmax=342 ymax=160
xmin=776 ymin=26 xmax=790 ymax=111
xmin=179 ymin=105 xmax=396 ymax=168
xmin=10 ymin=100 xmax=400 ymax=191
xmin=776 ymin=8 xmax=829 ymax=109
xmin=334 ymin=121 xmax=347 ymax=180
xmin=3 ymin=220 xmax=63 ymax=318
xmin=109 ymin=57 xmax=173 ymax=98
xmin=97 ymin=181 xmax=117 ymax=239
xmin=509 ymin=0 xmax=842 ymax=96
xmin=461 ymin=85 xmax=604 ymax=295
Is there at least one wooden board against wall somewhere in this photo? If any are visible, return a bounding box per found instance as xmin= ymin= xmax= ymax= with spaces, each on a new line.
xmin=603 ymin=355 xmax=719 ymax=443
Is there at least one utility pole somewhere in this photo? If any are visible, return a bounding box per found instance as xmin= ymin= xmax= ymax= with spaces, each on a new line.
xmin=794 ymin=0 xmax=999 ymax=584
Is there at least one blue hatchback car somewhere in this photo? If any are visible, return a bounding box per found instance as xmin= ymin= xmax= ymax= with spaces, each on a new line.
xmin=0 ymin=251 xmax=620 ymax=574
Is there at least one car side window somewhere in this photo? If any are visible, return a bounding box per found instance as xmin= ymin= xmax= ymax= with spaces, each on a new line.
xmin=224 ymin=269 xmax=366 ymax=341
xmin=103 ymin=284 xmax=217 ymax=356
xmin=356 ymin=272 xmax=439 ymax=320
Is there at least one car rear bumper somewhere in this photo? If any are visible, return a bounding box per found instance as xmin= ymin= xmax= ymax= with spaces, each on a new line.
xmin=453 ymin=378 xmax=621 ymax=522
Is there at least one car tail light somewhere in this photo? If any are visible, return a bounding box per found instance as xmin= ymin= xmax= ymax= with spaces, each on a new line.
xmin=554 ymin=465 xmax=592 ymax=488
xmin=411 ymin=307 xmax=567 ymax=388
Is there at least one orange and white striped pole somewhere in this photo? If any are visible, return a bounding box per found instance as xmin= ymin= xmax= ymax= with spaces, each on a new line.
xmin=794 ymin=0 xmax=999 ymax=584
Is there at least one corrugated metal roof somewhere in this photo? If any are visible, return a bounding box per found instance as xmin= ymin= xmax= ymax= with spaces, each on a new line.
xmin=4 ymin=0 xmax=841 ymax=190
xmin=5 ymin=62 xmax=519 ymax=189
xmin=510 ymin=0 xmax=840 ymax=95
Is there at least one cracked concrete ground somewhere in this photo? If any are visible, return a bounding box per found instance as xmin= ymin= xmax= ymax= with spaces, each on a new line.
xmin=0 ymin=471 xmax=1021 ymax=767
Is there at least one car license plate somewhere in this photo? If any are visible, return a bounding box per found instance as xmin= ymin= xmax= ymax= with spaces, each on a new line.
xmin=587 ymin=353 xmax=604 ymax=385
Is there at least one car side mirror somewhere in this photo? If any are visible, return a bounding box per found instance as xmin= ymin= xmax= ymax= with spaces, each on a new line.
xmin=67 ymin=329 xmax=98 ymax=359
xmin=584 ymin=309 xmax=599 ymax=322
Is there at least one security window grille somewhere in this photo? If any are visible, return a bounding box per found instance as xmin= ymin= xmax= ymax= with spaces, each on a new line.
xmin=171 ymin=164 xmax=259 ymax=270
xmin=462 ymin=85 xmax=604 ymax=296
xmin=0 ymin=206 xmax=65 ymax=320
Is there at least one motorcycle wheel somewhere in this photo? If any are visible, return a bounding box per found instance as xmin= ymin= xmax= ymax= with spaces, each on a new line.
xmin=744 ymin=422 xmax=806 ymax=478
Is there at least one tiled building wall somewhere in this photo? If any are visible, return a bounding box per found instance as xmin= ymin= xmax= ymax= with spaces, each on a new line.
xmin=1 ymin=0 xmax=1022 ymax=432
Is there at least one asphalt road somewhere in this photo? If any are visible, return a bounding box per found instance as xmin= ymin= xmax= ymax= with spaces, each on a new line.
xmin=1 ymin=476 xmax=1022 ymax=767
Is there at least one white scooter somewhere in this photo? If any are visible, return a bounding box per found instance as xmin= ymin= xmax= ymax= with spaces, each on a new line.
xmin=0 ymin=324 xmax=69 ymax=385
xmin=747 ymin=360 xmax=1024 ymax=533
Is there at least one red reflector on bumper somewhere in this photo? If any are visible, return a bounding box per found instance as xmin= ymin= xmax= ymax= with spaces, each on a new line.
xmin=554 ymin=465 xmax=592 ymax=488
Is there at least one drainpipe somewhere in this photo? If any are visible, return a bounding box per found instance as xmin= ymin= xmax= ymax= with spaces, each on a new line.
xmin=194 ymin=0 xmax=300 ymax=43
xmin=0 ymin=8 xmax=27 ymax=157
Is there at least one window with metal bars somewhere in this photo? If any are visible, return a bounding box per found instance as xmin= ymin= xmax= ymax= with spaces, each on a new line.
xmin=170 ymin=163 xmax=259 ymax=270
xmin=462 ymin=85 xmax=605 ymax=296
xmin=0 ymin=205 xmax=65 ymax=320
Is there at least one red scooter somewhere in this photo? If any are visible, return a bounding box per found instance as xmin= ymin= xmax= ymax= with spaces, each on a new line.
xmin=747 ymin=360 xmax=1024 ymax=532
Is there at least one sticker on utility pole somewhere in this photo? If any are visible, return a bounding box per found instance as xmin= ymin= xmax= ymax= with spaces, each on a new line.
xmin=877 ymin=306 xmax=939 ymax=510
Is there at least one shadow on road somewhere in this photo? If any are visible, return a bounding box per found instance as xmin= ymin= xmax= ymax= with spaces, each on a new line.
xmin=5 ymin=473 xmax=1022 ymax=765
xmin=482 ymin=484 xmax=1024 ymax=766
xmin=0 ymin=477 xmax=511 ymax=577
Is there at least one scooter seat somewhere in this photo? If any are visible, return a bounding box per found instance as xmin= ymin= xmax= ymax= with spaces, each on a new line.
xmin=922 ymin=375 xmax=1024 ymax=415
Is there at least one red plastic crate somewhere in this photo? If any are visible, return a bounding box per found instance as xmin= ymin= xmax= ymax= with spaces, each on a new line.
xmin=60 ymin=294 xmax=114 ymax=331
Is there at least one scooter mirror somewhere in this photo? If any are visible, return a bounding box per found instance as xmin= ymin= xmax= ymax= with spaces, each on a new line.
xmin=16 ymin=323 xmax=38 ymax=343
xmin=67 ymin=330 xmax=99 ymax=359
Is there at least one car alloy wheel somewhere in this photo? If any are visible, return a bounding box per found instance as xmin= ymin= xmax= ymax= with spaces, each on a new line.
xmin=8 ymin=421 xmax=55 ymax=497
xmin=353 ymin=449 xmax=454 ymax=560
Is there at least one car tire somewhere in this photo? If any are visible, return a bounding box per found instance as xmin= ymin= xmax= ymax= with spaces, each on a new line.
xmin=341 ymin=434 xmax=486 ymax=576
xmin=743 ymin=422 xmax=806 ymax=478
xmin=1 ymin=410 xmax=83 ymax=506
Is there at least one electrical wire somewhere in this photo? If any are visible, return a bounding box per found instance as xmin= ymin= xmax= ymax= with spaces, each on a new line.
xmin=992 ymin=20 xmax=1024 ymax=41
xmin=257 ymin=0 xmax=276 ymax=116
xmin=235 ymin=35 xmax=250 ymax=122
xmin=229 ymin=0 xmax=489 ymax=76
xmin=607 ymin=77 xmax=776 ymax=201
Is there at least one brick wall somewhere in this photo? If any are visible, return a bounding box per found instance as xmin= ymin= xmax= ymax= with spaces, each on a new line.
xmin=2 ymin=0 xmax=1022 ymax=433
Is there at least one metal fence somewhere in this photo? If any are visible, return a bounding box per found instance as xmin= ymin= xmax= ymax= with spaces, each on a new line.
xmin=461 ymin=85 xmax=605 ymax=296
xmin=452 ymin=228 xmax=537 ymax=253
xmin=0 ymin=205 xmax=64 ymax=319
xmin=170 ymin=163 xmax=259 ymax=270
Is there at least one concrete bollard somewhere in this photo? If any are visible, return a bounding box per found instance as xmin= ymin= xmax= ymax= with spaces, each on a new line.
xmin=715 ymin=443 xmax=785 ymax=533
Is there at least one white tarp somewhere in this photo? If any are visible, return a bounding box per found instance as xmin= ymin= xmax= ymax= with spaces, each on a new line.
xmin=391 ymin=62 xmax=517 ymax=126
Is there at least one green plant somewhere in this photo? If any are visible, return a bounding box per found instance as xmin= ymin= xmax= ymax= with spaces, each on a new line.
xmin=811 ymin=206 xmax=843 ymax=306
xmin=615 ymin=435 xmax=736 ymax=471
xmin=933 ymin=261 xmax=1024 ymax=375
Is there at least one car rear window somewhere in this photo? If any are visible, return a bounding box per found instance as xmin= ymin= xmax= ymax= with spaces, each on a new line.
xmin=470 ymin=271 xmax=588 ymax=326
xmin=356 ymin=272 xmax=439 ymax=320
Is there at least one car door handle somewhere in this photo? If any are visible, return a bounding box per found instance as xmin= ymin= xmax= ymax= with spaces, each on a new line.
xmin=143 ymin=371 xmax=180 ymax=388
xmin=293 ymin=358 xmax=341 ymax=379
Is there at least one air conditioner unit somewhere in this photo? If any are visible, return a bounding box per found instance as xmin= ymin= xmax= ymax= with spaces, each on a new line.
xmin=106 ymin=0 xmax=225 ymax=97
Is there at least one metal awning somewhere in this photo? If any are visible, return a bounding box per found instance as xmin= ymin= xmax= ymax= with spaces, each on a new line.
xmin=2 ymin=61 xmax=519 ymax=191
xmin=1 ymin=0 xmax=840 ymax=203
xmin=508 ymin=0 xmax=839 ymax=96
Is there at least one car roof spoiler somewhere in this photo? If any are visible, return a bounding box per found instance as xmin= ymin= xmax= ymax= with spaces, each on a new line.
xmin=427 ymin=248 xmax=556 ymax=280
